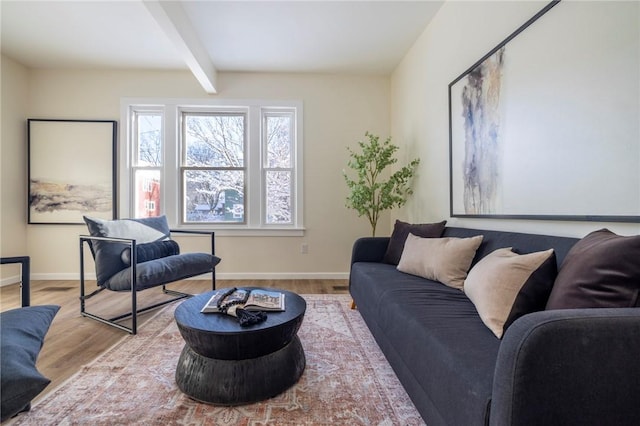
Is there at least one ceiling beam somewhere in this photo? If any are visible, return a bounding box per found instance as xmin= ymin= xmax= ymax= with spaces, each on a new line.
xmin=143 ymin=0 xmax=217 ymax=94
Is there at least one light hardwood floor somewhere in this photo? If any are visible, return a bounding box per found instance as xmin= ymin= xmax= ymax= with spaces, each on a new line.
xmin=0 ymin=279 xmax=349 ymax=401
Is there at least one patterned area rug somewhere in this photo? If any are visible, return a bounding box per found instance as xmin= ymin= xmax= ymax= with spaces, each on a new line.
xmin=11 ymin=294 xmax=424 ymax=425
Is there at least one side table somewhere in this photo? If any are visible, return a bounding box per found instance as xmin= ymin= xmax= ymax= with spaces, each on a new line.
xmin=174 ymin=288 xmax=306 ymax=405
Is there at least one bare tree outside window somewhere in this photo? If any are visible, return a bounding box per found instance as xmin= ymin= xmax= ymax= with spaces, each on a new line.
xmin=134 ymin=113 xmax=162 ymax=218
xmin=264 ymin=112 xmax=294 ymax=224
xmin=182 ymin=113 xmax=246 ymax=223
xmin=137 ymin=114 xmax=162 ymax=167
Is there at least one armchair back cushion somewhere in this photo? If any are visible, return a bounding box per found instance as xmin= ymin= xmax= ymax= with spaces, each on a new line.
xmin=83 ymin=216 xmax=171 ymax=285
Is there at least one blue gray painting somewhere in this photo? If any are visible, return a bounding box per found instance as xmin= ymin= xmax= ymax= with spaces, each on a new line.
xmin=461 ymin=47 xmax=504 ymax=214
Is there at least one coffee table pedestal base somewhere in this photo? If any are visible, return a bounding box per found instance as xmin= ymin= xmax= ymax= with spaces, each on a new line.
xmin=176 ymin=336 xmax=305 ymax=405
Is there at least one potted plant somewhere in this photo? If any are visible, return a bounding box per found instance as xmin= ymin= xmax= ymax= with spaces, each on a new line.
xmin=343 ymin=132 xmax=420 ymax=236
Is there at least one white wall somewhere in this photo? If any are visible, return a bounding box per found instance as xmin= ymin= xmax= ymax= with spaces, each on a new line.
xmin=4 ymin=68 xmax=390 ymax=279
xmin=0 ymin=56 xmax=30 ymax=285
xmin=391 ymin=0 xmax=640 ymax=238
xmin=5 ymin=0 xmax=639 ymax=282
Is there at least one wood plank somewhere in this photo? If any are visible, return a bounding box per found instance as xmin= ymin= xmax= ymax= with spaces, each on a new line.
xmin=0 ymin=279 xmax=349 ymax=402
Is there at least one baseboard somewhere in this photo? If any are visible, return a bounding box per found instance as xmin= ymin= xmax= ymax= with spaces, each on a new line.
xmin=0 ymin=275 xmax=20 ymax=287
xmin=27 ymin=272 xmax=350 ymax=281
xmin=217 ymin=272 xmax=349 ymax=280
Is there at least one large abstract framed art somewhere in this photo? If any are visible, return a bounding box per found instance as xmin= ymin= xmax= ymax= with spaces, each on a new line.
xmin=448 ymin=0 xmax=640 ymax=222
xmin=28 ymin=119 xmax=117 ymax=224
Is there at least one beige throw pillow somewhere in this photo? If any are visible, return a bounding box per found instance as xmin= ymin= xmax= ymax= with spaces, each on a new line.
xmin=397 ymin=234 xmax=483 ymax=290
xmin=464 ymin=247 xmax=556 ymax=338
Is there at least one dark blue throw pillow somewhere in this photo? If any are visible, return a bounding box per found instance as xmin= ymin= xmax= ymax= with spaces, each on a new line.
xmin=382 ymin=220 xmax=447 ymax=265
xmin=120 ymin=239 xmax=180 ymax=266
xmin=1 ymin=305 xmax=59 ymax=422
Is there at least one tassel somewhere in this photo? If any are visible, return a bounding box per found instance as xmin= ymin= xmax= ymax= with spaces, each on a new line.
xmin=236 ymin=309 xmax=267 ymax=326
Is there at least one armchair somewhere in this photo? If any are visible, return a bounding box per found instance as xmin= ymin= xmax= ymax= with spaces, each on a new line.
xmin=80 ymin=216 xmax=221 ymax=334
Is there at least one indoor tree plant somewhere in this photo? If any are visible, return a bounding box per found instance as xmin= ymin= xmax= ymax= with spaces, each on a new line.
xmin=343 ymin=132 xmax=420 ymax=236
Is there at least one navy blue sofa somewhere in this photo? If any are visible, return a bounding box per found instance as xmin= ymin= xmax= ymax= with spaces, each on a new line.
xmin=349 ymin=227 xmax=640 ymax=426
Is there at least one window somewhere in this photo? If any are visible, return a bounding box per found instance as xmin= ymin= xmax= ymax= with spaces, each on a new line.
xmin=132 ymin=111 xmax=162 ymax=219
xmin=263 ymin=111 xmax=294 ymax=225
xmin=181 ymin=111 xmax=246 ymax=224
xmin=122 ymin=99 xmax=303 ymax=235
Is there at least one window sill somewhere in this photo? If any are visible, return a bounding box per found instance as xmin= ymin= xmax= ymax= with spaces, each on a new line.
xmin=170 ymin=227 xmax=305 ymax=237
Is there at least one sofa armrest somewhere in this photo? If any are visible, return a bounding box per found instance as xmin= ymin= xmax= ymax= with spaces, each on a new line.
xmin=490 ymin=308 xmax=640 ymax=426
xmin=350 ymin=237 xmax=390 ymax=265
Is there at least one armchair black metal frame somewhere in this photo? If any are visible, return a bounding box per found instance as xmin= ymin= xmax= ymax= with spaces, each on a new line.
xmin=80 ymin=229 xmax=217 ymax=335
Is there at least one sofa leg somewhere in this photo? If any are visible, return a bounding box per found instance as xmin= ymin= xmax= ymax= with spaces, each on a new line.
xmin=350 ymin=300 xmax=356 ymax=310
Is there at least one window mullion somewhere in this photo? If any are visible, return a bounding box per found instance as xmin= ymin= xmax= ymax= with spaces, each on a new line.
xmin=164 ymin=105 xmax=179 ymax=225
xmin=248 ymin=105 xmax=262 ymax=227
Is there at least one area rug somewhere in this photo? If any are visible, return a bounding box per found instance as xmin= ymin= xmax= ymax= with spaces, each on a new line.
xmin=11 ymin=294 xmax=425 ymax=425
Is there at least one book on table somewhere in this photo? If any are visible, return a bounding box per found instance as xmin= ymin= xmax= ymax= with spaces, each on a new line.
xmin=201 ymin=288 xmax=285 ymax=313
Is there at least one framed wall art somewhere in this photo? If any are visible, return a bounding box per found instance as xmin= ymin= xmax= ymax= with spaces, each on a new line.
xmin=448 ymin=0 xmax=640 ymax=222
xmin=28 ymin=119 xmax=117 ymax=224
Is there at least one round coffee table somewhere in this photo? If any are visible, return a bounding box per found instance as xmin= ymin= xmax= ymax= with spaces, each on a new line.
xmin=174 ymin=288 xmax=306 ymax=405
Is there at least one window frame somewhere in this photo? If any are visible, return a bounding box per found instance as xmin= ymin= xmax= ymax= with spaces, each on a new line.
xmin=120 ymin=98 xmax=304 ymax=236
xmin=262 ymin=108 xmax=296 ymax=226
xmin=179 ymin=109 xmax=249 ymax=225
xmin=129 ymin=107 xmax=165 ymax=219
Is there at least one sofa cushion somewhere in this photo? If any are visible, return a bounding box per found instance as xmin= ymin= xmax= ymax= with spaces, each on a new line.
xmin=464 ymin=248 xmax=557 ymax=338
xmin=120 ymin=239 xmax=180 ymax=266
xmin=397 ymin=234 xmax=483 ymax=290
xmin=546 ymin=229 xmax=640 ymax=309
xmin=382 ymin=220 xmax=446 ymax=265
xmin=83 ymin=215 xmax=171 ymax=285
xmin=1 ymin=305 xmax=59 ymax=422
xmin=350 ymin=262 xmax=500 ymax=426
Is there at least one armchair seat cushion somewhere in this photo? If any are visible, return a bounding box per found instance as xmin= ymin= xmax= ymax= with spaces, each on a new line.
xmin=104 ymin=253 xmax=221 ymax=291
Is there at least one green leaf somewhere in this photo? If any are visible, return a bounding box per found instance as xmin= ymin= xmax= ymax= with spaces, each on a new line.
xmin=343 ymin=132 xmax=420 ymax=236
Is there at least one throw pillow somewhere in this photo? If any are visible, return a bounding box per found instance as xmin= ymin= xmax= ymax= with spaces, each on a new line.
xmin=382 ymin=219 xmax=447 ymax=265
xmin=546 ymin=229 xmax=640 ymax=309
xmin=464 ymin=248 xmax=557 ymax=338
xmin=397 ymin=234 xmax=483 ymax=290
xmin=1 ymin=305 xmax=60 ymax=422
xmin=83 ymin=215 xmax=171 ymax=285
xmin=120 ymin=240 xmax=181 ymax=266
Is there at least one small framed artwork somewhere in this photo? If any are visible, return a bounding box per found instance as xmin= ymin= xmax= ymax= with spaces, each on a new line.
xmin=28 ymin=119 xmax=117 ymax=224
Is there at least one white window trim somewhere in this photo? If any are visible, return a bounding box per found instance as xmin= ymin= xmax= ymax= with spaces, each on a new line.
xmin=179 ymin=108 xmax=249 ymax=226
xmin=120 ymin=98 xmax=304 ymax=236
xmin=262 ymin=107 xmax=297 ymax=226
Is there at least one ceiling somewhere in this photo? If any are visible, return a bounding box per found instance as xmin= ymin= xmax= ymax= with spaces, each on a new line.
xmin=1 ymin=1 xmax=443 ymax=92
